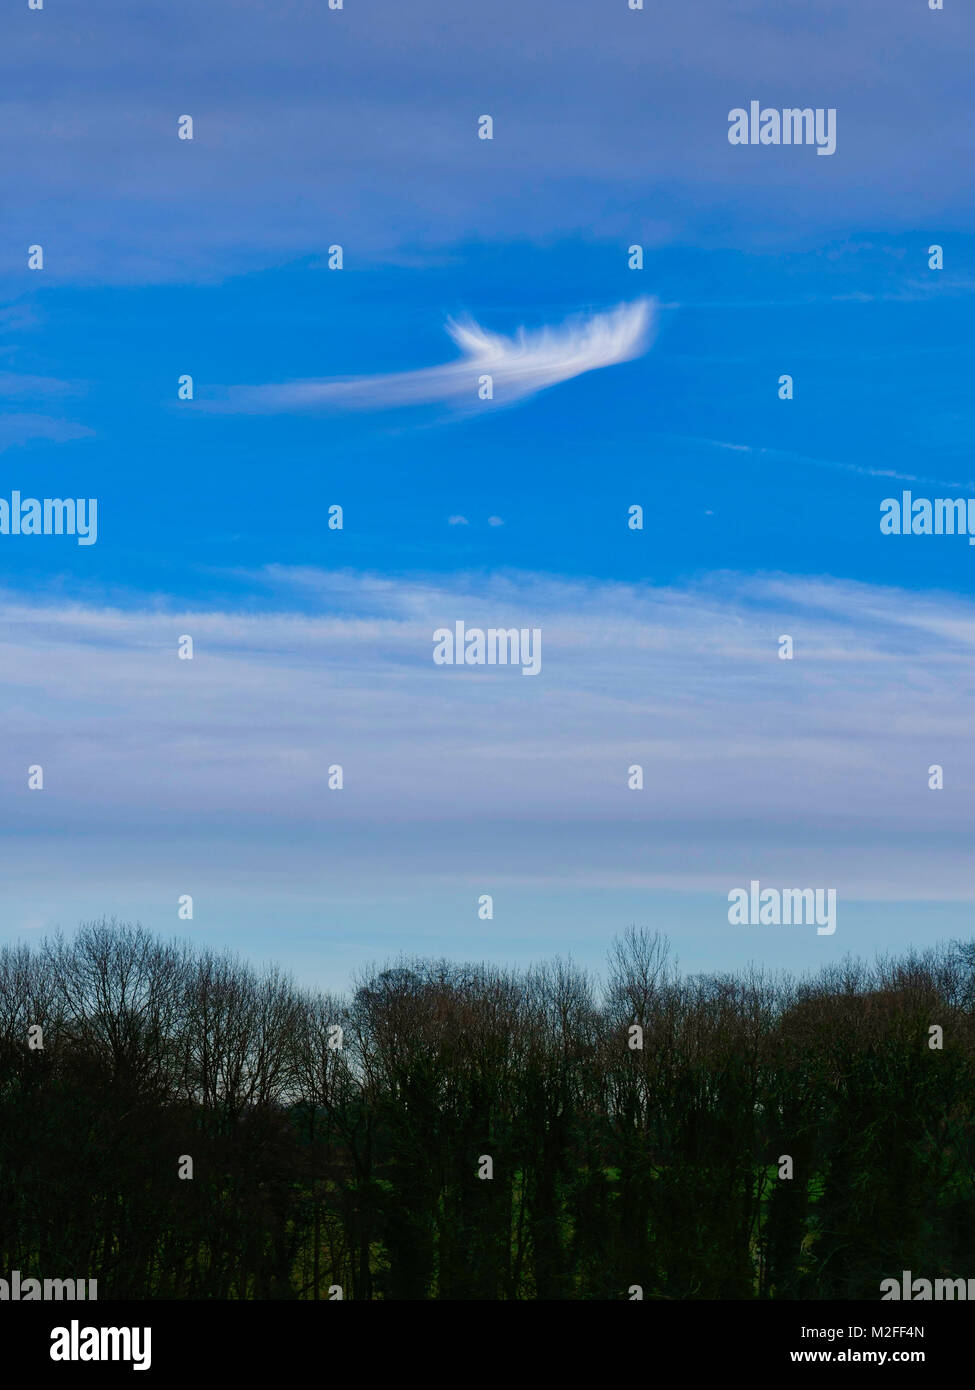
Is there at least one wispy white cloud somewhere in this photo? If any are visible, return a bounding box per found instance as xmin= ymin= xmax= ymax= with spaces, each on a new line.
xmin=5 ymin=3 xmax=975 ymax=285
xmin=1 ymin=568 xmax=973 ymax=909
xmin=216 ymin=300 xmax=655 ymax=414
xmin=0 ymin=414 xmax=94 ymax=451
xmin=657 ymin=433 xmax=975 ymax=490
xmin=0 ymin=373 xmax=84 ymax=400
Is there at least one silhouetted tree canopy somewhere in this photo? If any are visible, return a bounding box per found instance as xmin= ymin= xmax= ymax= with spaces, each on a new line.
xmin=0 ymin=920 xmax=971 ymax=1299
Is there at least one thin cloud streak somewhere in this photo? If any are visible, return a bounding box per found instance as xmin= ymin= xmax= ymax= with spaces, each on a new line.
xmin=216 ymin=300 xmax=655 ymax=414
xmin=0 ymin=567 xmax=974 ymax=906
xmin=0 ymin=414 xmax=94 ymax=451
xmin=657 ymin=433 xmax=975 ymax=491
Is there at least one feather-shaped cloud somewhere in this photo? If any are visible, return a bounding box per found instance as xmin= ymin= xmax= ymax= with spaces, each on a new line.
xmin=220 ymin=299 xmax=655 ymax=413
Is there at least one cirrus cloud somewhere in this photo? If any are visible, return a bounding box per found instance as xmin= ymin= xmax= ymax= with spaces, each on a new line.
xmin=213 ymin=299 xmax=655 ymax=414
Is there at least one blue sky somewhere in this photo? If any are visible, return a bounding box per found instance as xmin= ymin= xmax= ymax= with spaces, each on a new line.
xmin=2 ymin=0 xmax=974 ymax=992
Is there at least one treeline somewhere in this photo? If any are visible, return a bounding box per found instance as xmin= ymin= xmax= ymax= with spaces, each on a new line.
xmin=0 ymin=921 xmax=973 ymax=1300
